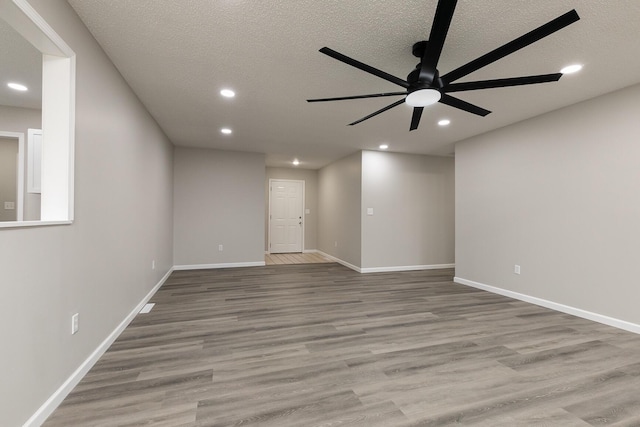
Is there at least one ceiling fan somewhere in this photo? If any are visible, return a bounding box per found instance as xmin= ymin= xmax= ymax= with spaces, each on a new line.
xmin=307 ymin=0 xmax=580 ymax=131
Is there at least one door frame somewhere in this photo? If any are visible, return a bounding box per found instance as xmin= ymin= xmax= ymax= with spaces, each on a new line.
xmin=0 ymin=131 xmax=25 ymax=221
xmin=268 ymin=178 xmax=305 ymax=254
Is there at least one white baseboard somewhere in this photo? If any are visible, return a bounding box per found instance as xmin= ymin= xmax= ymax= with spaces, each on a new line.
xmin=316 ymin=251 xmax=361 ymax=273
xmin=173 ymin=261 xmax=265 ymax=271
xmin=361 ymin=263 xmax=455 ymax=274
xmin=24 ymin=268 xmax=174 ymax=427
xmin=454 ymin=276 xmax=640 ymax=335
xmin=315 ymin=252 xmax=454 ymax=275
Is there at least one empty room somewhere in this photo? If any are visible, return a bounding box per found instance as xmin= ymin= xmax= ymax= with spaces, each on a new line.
xmin=2 ymin=0 xmax=640 ymax=426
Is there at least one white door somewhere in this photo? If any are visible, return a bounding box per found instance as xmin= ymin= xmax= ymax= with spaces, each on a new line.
xmin=269 ymin=180 xmax=303 ymax=253
xmin=27 ymin=129 xmax=42 ymax=194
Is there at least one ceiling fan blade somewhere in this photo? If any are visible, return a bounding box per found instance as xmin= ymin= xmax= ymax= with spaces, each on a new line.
xmin=319 ymin=47 xmax=410 ymax=89
xmin=410 ymin=107 xmax=424 ymax=131
xmin=307 ymin=92 xmax=407 ymax=103
xmin=348 ymin=99 xmax=406 ymax=126
xmin=420 ymin=0 xmax=458 ymax=83
xmin=444 ymin=73 xmax=562 ymax=92
xmin=439 ymin=94 xmax=491 ymax=116
xmin=441 ymin=10 xmax=580 ymax=85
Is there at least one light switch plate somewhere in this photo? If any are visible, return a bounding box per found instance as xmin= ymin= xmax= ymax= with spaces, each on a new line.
xmin=367 ymin=207 xmax=374 ymax=216
xmin=305 ymin=209 xmax=310 ymax=214
xmin=71 ymin=313 xmax=79 ymax=334
xmin=4 ymin=201 xmax=15 ymax=210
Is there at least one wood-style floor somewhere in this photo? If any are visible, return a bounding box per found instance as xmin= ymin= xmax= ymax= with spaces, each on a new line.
xmin=44 ymin=264 xmax=640 ymax=426
xmin=265 ymin=252 xmax=332 ymax=265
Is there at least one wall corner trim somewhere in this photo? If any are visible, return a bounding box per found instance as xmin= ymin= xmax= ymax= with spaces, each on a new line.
xmin=361 ymin=264 xmax=455 ymax=274
xmin=316 ymin=251 xmax=361 ymax=273
xmin=454 ymin=276 xmax=640 ymax=335
xmin=173 ymin=261 xmax=266 ymax=271
xmin=24 ymin=268 xmax=174 ymax=427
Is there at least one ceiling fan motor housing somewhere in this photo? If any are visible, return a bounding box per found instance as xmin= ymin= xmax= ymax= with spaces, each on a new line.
xmin=407 ymin=67 xmax=442 ymax=93
xmin=412 ymin=40 xmax=428 ymax=57
xmin=408 ymin=41 xmax=443 ymax=92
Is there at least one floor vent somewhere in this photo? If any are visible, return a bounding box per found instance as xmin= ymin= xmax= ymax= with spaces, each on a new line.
xmin=139 ymin=303 xmax=155 ymax=314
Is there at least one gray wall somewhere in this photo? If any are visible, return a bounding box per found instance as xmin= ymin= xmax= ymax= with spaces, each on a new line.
xmin=318 ymin=151 xmax=362 ymax=267
xmin=0 ymin=105 xmax=42 ymax=220
xmin=174 ymin=147 xmax=265 ymax=266
xmin=0 ymin=137 xmax=18 ymax=221
xmin=265 ymin=167 xmax=318 ymax=251
xmin=456 ymin=83 xmax=640 ymax=325
xmin=0 ymin=1 xmax=175 ymax=425
xmin=361 ymin=150 xmax=455 ymax=269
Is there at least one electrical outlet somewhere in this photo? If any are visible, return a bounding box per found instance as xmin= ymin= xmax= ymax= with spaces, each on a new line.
xmin=71 ymin=313 xmax=79 ymax=334
xmin=218 ymin=244 xmax=223 ymax=251
xmin=152 ymin=260 xmax=155 ymax=270
xmin=514 ymin=265 xmax=521 ymax=275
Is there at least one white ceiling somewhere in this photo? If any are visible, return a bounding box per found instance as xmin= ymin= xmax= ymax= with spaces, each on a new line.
xmin=66 ymin=0 xmax=640 ymax=169
xmin=0 ymin=16 xmax=42 ymax=110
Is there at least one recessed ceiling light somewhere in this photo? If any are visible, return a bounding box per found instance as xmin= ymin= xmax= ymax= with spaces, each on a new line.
xmin=438 ymin=119 xmax=451 ymax=126
xmin=379 ymin=144 xmax=389 ymax=150
xmin=220 ymin=89 xmax=235 ymax=98
xmin=292 ymin=159 xmax=300 ymax=166
xmin=7 ymin=82 xmax=28 ymax=91
xmin=221 ymin=128 xmax=232 ymax=134
xmin=560 ymin=64 xmax=582 ymax=74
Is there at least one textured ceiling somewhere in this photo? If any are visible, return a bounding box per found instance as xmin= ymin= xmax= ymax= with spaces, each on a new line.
xmin=0 ymin=16 xmax=42 ymax=110
xmin=67 ymin=0 xmax=640 ymax=168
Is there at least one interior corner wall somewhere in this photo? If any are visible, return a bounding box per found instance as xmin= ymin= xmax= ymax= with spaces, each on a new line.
xmin=173 ymin=147 xmax=265 ymax=267
xmin=0 ymin=1 xmax=175 ymax=426
xmin=455 ymin=83 xmax=640 ymax=326
xmin=0 ymin=105 xmax=42 ymax=220
xmin=361 ymin=150 xmax=455 ymax=269
xmin=318 ymin=151 xmax=362 ymax=267
xmin=265 ymin=167 xmax=318 ymax=251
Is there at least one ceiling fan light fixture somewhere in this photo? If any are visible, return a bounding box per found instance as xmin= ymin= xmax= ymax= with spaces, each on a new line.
xmin=405 ymin=89 xmax=441 ymax=107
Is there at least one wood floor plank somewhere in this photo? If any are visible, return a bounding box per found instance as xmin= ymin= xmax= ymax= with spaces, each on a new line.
xmin=43 ymin=264 xmax=640 ymax=426
xmin=265 ymin=252 xmax=332 ymax=265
